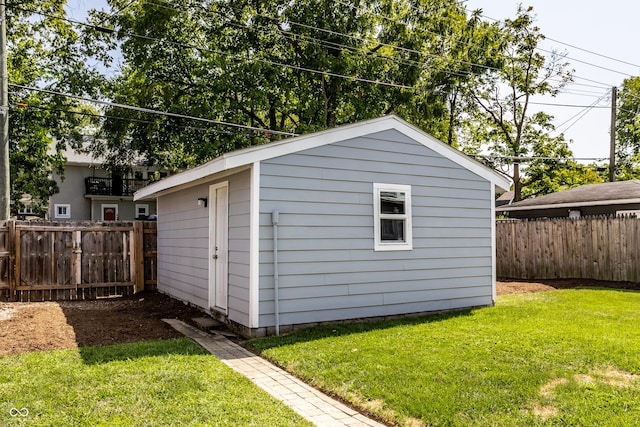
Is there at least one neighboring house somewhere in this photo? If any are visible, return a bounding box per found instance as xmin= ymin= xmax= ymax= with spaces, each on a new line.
xmin=495 ymin=190 xmax=514 ymax=208
xmin=49 ymin=142 xmax=162 ymax=221
xmin=498 ymin=180 xmax=640 ymax=219
xmin=135 ymin=115 xmax=510 ymax=337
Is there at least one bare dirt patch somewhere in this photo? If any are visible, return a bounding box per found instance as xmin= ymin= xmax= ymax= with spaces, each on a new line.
xmin=530 ymin=403 xmax=559 ymax=421
xmin=0 ymin=291 xmax=205 ymax=356
xmin=496 ymin=278 xmax=640 ymax=295
xmin=1 ymin=280 xmax=638 ymax=356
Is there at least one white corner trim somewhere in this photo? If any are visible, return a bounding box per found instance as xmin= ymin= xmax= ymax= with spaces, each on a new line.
xmin=249 ymin=162 xmax=260 ymax=328
xmin=490 ymin=184 xmax=497 ymax=304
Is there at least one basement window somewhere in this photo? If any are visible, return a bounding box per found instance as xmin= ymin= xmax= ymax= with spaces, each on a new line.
xmin=373 ymin=183 xmax=412 ymax=251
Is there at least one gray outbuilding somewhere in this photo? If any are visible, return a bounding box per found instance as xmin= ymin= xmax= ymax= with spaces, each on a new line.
xmin=135 ymin=115 xmax=510 ymax=337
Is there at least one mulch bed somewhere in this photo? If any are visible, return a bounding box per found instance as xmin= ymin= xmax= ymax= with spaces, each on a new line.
xmin=497 ymin=278 xmax=640 ymax=294
xmin=1 ymin=280 xmax=638 ymax=356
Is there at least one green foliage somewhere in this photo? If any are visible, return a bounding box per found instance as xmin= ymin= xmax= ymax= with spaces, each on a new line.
xmin=521 ymin=115 xmax=603 ymax=198
xmin=91 ymin=0 xmax=501 ymax=170
xmin=616 ymin=77 xmax=640 ymax=179
xmin=7 ymin=1 xmax=607 ymax=207
xmin=0 ymin=338 xmax=311 ymax=426
xmin=465 ymin=6 xmax=574 ymax=201
xmin=7 ymin=0 xmax=105 ymax=214
xmin=250 ymin=289 xmax=640 ymax=426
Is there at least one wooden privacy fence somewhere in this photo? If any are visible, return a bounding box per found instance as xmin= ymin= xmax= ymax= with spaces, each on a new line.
xmin=0 ymin=221 xmax=157 ymax=301
xmin=496 ymin=216 xmax=640 ymax=282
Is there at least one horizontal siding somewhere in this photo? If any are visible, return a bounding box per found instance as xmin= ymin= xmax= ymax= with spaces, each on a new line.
xmin=157 ymin=169 xmax=251 ymax=322
xmin=259 ymin=295 xmax=493 ymax=326
xmin=157 ymin=184 xmax=210 ymax=309
xmin=259 ymin=246 xmax=490 ymax=264
xmin=259 ymin=129 xmax=494 ymax=328
xmin=260 ymin=276 xmax=491 ymax=301
xmin=260 ymin=257 xmax=491 ymax=276
xmin=270 ymin=266 xmax=492 ymax=288
xmin=258 ymin=237 xmax=489 ymax=252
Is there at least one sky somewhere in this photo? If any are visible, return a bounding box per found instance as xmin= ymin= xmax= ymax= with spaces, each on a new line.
xmin=63 ymin=0 xmax=640 ymax=163
xmin=464 ymin=0 xmax=640 ymax=162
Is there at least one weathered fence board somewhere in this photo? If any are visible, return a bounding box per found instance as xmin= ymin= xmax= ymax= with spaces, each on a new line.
xmin=0 ymin=221 xmax=157 ymax=301
xmin=497 ymin=216 xmax=640 ymax=282
xmin=0 ymin=222 xmax=10 ymax=300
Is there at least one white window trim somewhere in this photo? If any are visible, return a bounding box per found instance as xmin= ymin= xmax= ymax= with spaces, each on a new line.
xmin=373 ymin=183 xmax=412 ymax=251
xmin=54 ymin=204 xmax=71 ymax=219
xmin=135 ymin=204 xmax=149 ymax=218
xmin=101 ymin=204 xmax=119 ymax=221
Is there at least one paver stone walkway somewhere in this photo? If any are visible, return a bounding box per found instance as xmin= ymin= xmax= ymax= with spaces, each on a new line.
xmin=163 ymin=319 xmax=386 ymax=427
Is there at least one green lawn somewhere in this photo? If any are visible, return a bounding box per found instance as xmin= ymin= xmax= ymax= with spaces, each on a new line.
xmin=249 ymin=289 xmax=640 ymax=426
xmin=0 ymin=338 xmax=312 ymax=427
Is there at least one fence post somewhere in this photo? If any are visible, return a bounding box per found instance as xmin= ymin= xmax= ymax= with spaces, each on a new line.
xmin=7 ymin=220 xmax=15 ymax=301
xmin=71 ymin=230 xmax=82 ymax=292
xmin=134 ymin=221 xmax=144 ymax=293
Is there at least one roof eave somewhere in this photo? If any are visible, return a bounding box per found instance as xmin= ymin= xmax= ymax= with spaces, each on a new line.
xmin=499 ymin=198 xmax=640 ymax=212
xmin=134 ymin=115 xmax=511 ymax=200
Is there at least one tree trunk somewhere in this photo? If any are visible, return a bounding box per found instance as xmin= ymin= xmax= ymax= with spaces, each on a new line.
xmin=268 ymin=97 xmax=277 ymax=133
xmin=513 ymin=163 xmax=522 ymax=201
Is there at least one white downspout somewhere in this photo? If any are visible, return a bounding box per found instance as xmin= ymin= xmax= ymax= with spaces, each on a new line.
xmin=271 ymin=210 xmax=280 ymax=336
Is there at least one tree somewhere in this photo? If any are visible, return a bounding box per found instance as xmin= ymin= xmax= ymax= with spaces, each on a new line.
xmin=615 ymin=76 xmax=640 ymax=180
xmin=90 ymin=0 xmax=502 ymax=171
xmin=389 ymin=6 xmax=503 ymax=146
xmin=520 ymin=130 xmax=603 ymax=199
xmin=7 ymin=0 xmax=105 ymax=215
xmin=465 ymin=6 xmax=572 ymax=201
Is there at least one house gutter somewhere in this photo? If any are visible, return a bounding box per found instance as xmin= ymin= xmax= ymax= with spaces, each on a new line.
xmin=271 ymin=210 xmax=280 ymax=336
xmin=499 ymin=198 xmax=640 ymax=212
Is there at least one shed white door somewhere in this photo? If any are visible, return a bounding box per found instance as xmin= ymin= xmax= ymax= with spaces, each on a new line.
xmin=208 ymin=182 xmax=229 ymax=313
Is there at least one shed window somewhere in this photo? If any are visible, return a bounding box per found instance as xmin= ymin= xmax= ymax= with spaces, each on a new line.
xmin=373 ymin=183 xmax=412 ymax=251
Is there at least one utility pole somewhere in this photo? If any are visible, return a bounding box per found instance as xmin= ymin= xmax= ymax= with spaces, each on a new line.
xmin=609 ymin=86 xmax=617 ymax=183
xmin=0 ymin=0 xmax=9 ymax=219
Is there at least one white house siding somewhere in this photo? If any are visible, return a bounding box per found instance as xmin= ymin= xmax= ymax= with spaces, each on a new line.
xmin=258 ymin=129 xmax=494 ymax=328
xmin=157 ymin=168 xmax=251 ymax=325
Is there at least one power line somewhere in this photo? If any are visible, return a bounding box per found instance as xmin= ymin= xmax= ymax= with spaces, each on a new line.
xmin=556 ymin=88 xmax=611 ymax=97
xmin=20 ymin=1 xmax=621 ymax=101
xmin=9 ymin=83 xmax=298 ymax=136
xmin=474 ymin=10 xmax=640 ymax=70
xmin=11 ymin=0 xmax=630 ymax=143
xmin=555 ymin=92 xmax=610 ymax=134
xmin=15 ymin=5 xmax=423 ymax=91
xmin=130 ymin=0 xmax=508 ymax=76
xmin=472 ymin=154 xmax=608 ymax=163
xmin=332 ymin=1 xmax=635 ymax=87
xmin=16 ymin=6 xmax=621 ymax=118
xmin=8 ymin=99 xmax=253 ymax=137
xmin=141 ymin=0 xmax=632 ymax=93
xmin=543 ymin=37 xmax=640 ymax=69
xmin=536 ymin=46 xmax=635 ymax=78
xmin=527 ymin=101 xmax=609 ymax=109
